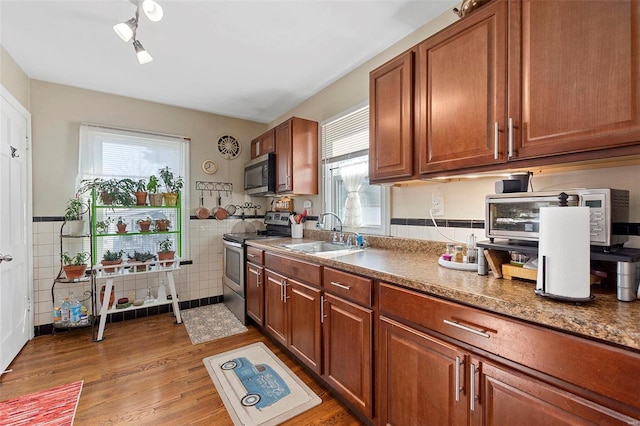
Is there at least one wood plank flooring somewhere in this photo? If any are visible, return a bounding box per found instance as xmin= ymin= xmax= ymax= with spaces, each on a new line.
xmin=0 ymin=313 xmax=363 ymax=425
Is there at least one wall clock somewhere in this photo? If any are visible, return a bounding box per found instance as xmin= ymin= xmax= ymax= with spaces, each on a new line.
xmin=201 ymin=159 xmax=218 ymax=174
xmin=217 ymin=134 xmax=241 ymax=160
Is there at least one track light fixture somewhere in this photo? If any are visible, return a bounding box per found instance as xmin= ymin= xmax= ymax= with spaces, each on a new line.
xmin=113 ymin=0 xmax=163 ymax=64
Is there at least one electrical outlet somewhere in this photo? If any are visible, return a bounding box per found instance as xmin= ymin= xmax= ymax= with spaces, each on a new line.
xmin=432 ymin=194 xmax=444 ymax=216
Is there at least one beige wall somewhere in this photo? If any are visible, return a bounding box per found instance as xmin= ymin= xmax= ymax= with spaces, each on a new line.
xmin=29 ymin=80 xmax=267 ymax=216
xmin=1 ymin=46 xmax=30 ymax=109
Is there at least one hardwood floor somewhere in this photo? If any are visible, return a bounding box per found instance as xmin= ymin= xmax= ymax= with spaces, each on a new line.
xmin=0 ymin=313 xmax=363 ymax=425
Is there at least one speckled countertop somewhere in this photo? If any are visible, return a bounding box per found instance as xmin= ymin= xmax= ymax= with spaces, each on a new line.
xmin=248 ymin=233 xmax=640 ymax=352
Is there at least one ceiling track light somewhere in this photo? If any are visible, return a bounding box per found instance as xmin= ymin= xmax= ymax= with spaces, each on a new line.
xmin=133 ymin=39 xmax=153 ymax=65
xmin=113 ymin=0 xmax=163 ymax=64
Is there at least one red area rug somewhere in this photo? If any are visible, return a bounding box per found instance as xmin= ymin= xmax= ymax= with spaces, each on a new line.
xmin=0 ymin=380 xmax=83 ymax=425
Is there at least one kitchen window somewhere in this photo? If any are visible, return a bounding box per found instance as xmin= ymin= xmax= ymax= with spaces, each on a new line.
xmin=76 ymin=123 xmax=189 ymax=256
xmin=322 ymin=105 xmax=389 ymax=236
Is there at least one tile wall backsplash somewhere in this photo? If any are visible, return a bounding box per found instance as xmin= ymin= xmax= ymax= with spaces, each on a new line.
xmin=32 ymin=217 xmax=256 ymax=328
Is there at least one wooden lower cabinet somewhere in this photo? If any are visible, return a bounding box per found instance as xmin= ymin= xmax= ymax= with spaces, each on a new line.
xmin=474 ymin=357 xmax=639 ymax=425
xmin=378 ymin=314 xmax=639 ymax=426
xmin=246 ymin=261 xmax=264 ymax=326
xmin=287 ymin=278 xmax=322 ymax=374
xmin=322 ymin=293 xmax=373 ymax=418
xmin=263 ymin=268 xmax=322 ymax=374
xmin=264 ymin=269 xmax=287 ymax=346
xmin=378 ymin=316 xmax=469 ymax=426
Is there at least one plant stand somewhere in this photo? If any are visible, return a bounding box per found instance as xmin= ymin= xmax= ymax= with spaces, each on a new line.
xmin=94 ymin=259 xmax=182 ymax=341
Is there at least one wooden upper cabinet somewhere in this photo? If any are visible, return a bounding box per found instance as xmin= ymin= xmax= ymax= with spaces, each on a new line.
xmin=275 ymin=117 xmax=318 ymax=194
xmin=509 ymin=0 xmax=640 ymax=159
xmin=417 ymin=0 xmax=507 ymax=173
xmin=250 ymin=128 xmax=275 ymax=159
xmin=369 ymin=50 xmax=414 ymax=183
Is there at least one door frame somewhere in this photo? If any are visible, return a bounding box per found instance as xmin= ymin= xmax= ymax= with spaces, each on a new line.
xmin=1 ymin=84 xmax=34 ymax=341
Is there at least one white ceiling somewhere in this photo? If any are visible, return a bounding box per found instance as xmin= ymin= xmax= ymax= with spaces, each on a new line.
xmin=0 ymin=0 xmax=457 ymax=124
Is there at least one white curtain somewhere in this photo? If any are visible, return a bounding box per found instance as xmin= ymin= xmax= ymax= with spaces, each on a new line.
xmin=340 ymin=162 xmax=367 ymax=228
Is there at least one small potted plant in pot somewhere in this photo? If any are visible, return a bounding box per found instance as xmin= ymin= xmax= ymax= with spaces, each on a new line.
xmin=116 ymin=217 xmax=128 ymax=233
xmin=101 ymin=249 xmax=124 ymax=273
xmin=147 ymin=175 xmax=163 ymax=207
xmin=159 ymin=166 xmax=184 ymax=207
xmin=64 ymin=197 xmax=85 ymax=236
xmin=134 ymin=179 xmax=148 ymax=206
xmin=95 ymin=217 xmax=113 ymax=234
xmin=127 ymin=250 xmax=157 ymax=272
xmin=61 ymin=252 xmax=90 ymax=280
xmin=157 ymin=237 xmax=175 ymax=267
xmin=137 ymin=216 xmax=153 ymax=232
xmin=154 ymin=217 xmax=171 ymax=232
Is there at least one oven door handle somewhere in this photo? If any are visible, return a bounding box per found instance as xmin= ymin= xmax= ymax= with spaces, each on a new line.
xmin=223 ymin=240 xmax=243 ymax=249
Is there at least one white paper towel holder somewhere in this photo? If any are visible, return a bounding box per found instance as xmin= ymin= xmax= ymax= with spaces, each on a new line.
xmin=533 ymin=254 xmax=595 ymax=304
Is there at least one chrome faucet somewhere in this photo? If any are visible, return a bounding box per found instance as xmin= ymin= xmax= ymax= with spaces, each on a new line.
xmin=316 ymin=212 xmax=343 ymax=234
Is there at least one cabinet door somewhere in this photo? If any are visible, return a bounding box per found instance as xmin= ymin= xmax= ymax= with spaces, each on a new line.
xmin=246 ymin=262 xmax=264 ymax=326
xmin=287 ymin=278 xmax=322 ymax=374
xmin=473 ymin=357 xmax=639 ymax=426
xmin=510 ymin=0 xmax=640 ymax=159
xmin=369 ymin=50 xmax=415 ymax=182
xmin=417 ymin=0 xmax=507 ymax=173
xmin=264 ymin=270 xmax=287 ymax=346
xmin=323 ymin=294 xmax=373 ymax=418
xmin=275 ymin=120 xmax=292 ymax=193
xmin=252 ymin=128 xmax=275 ymax=159
xmin=378 ymin=316 xmax=468 ymax=426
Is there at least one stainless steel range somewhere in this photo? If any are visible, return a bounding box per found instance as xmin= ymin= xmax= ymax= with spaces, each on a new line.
xmin=222 ymin=212 xmax=291 ymax=324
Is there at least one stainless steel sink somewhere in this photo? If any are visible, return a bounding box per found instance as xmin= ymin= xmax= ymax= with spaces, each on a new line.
xmin=280 ymin=240 xmax=363 ymax=257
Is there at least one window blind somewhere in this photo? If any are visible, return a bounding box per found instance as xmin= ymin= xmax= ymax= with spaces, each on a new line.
xmin=321 ymin=106 xmax=369 ymax=161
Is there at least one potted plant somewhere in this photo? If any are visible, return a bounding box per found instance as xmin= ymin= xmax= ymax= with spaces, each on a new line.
xmin=101 ymin=249 xmax=124 ymax=273
xmin=154 ymin=217 xmax=171 ymax=232
xmin=95 ymin=217 xmax=113 ymax=234
xmin=157 ymin=237 xmax=175 ymax=267
xmin=137 ymin=216 xmax=153 ymax=232
xmin=116 ymin=217 xmax=128 ymax=233
xmin=78 ymin=177 xmax=136 ymax=206
xmin=61 ymin=252 xmax=89 ymax=280
xmin=159 ymin=166 xmax=183 ymax=207
xmin=127 ymin=250 xmax=157 ymax=272
xmin=64 ymin=197 xmax=85 ymax=236
xmin=147 ymin=175 xmax=163 ymax=206
xmin=134 ymin=179 xmax=148 ymax=206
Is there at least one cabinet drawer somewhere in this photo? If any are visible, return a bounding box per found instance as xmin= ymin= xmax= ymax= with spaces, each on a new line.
xmin=265 ymin=252 xmax=321 ymax=287
xmin=323 ymin=267 xmax=372 ymax=307
xmin=378 ymin=282 xmax=640 ymax=412
xmin=246 ymin=246 xmax=264 ymax=265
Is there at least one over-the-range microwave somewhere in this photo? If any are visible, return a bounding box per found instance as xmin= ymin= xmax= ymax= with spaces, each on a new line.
xmin=485 ymin=188 xmax=630 ymax=247
xmin=244 ymin=153 xmax=276 ymax=196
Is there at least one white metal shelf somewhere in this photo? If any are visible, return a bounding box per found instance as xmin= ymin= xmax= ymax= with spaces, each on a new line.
xmin=94 ymin=259 xmax=182 ymax=341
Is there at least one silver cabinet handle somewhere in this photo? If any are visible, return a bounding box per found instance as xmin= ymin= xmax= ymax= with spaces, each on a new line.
xmin=330 ymin=281 xmax=351 ymax=291
xmin=247 ymin=253 xmax=256 ymax=258
xmin=443 ymin=319 xmax=490 ymax=338
xmin=320 ymin=295 xmax=327 ymax=323
xmin=0 ymin=254 xmax=13 ymax=263
xmin=280 ymin=279 xmax=285 ymax=301
xmin=508 ymin=117 xmax=514 ymax=158
xmin=494 ymin=121 xmax=499 ymax=160
xmin=455 ymin=356 xmax=462 ymax=402
xmin=470 ymin=363 xmax=478 ymax=411
xmin=256 ymin=270 xmax=261 ymax=287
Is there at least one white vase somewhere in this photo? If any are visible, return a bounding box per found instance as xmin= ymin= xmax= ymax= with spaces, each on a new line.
xmin=66 ymin=220 xmax=85 ymax=236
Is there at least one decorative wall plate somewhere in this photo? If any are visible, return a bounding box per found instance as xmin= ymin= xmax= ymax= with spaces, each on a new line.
xmin=217 ymin=134 xmax=241 ymax=159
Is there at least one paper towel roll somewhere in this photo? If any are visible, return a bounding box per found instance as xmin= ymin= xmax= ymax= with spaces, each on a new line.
xmin=536 ymin=206 xmax=591 ymax=300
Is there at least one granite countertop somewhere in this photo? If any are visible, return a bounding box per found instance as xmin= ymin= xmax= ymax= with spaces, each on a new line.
xmin=248 ymin=235 xmax=640 ymax=352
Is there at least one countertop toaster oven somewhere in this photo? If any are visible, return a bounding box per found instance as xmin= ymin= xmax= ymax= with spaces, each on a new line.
xmin=485 ymin=188 xmax=629 ymax=247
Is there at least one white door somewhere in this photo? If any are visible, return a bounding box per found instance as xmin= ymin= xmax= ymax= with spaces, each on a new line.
xmin=0 ymin=86 xmax=32 ymax=375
